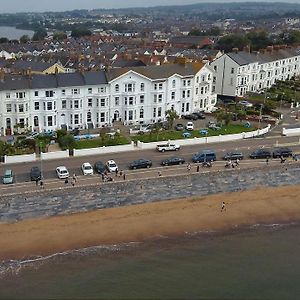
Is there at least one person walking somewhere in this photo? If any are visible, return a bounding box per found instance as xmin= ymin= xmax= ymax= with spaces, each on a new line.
xmin=35 ymin=178 xmax=39 ymax=186
xmin=72 ymin=173 xmax=77 ymax=182
xmin=266 ymin=157 xmax=269 ymax=165
xmin=196 ymin=165 xmax=200 ymax=172
xmin=65 ymin=178 xmax=69 ymax=185
xmin=158 ymin=170 xmax=162 ymax=177
xmin=221 ymin=201 xmax=226 ymax=212
xmin=115 ymin=168 xmax=119 ymax=177
xmin=123 ymin=173 xmax=126 ymax=180
xmin=40 ymin=180 xmax=44 ymax=189
xmin=187 ymin=163 xmax=191 ymax=172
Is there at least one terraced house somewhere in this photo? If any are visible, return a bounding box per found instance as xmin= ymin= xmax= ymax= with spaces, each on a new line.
xmin=211 ymin=45 xmax=300 ymax=98
xmin=0 ymin=62 xmax=216 ymax=135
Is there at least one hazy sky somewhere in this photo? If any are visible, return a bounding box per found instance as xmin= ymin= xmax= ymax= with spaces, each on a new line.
xmin=1 ymin=0 xmax=298 ymax=13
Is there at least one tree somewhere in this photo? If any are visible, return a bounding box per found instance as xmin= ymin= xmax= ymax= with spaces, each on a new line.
xmin=246 ymin=30 xmax=271 ymax=51
xmin=53 ymin=31 xmax=67 ymax=41
xmin=216 ymin=34 xmax=249 ymax=52
xmin=58 ymin=134 xmax=75 ymax=150
xmin=165 ymin=109 xmax=179 ymax=129
xmin=71 ymin=28 xmax=92 ymax=38
xmin=0 ymin=37 xmax=9 ymax=44
xmin=20 ymin=35 xmax=30 ymax=43
xmin=32 ymin=29 xmax=47 ymax=41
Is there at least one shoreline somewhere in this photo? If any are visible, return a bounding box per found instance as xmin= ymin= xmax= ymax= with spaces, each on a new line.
xmin=1 ymin=184 xmax=300 ymax=261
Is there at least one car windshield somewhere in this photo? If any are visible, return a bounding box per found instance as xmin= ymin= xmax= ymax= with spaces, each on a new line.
xmin=109 ymin=163 xmax=116 ymax=168
xmin=60 ymin=170 xmax=68 ymax=174
xmin=85 ymin=165 xmax=92 ymax=170
xmin=4 ymin=174 xmax=11 ymax=178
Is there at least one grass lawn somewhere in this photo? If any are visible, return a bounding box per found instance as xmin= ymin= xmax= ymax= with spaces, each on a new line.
xmin=74 ymin=136 xmax=130 ymax=149
xmin=131 ymin=123 xmax=256 ymax=143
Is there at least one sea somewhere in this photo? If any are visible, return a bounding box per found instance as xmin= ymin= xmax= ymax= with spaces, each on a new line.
xmin=0 ymin=26 xmax=34 ymax=40
xmin=1 ymin=223 xmax=300 ymax=299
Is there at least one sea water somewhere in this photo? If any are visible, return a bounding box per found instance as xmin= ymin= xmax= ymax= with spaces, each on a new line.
xmin=1 ymin=224 xmax=300 ymax=299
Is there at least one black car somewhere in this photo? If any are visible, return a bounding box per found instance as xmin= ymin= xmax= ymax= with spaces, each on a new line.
xmin=272 ymin=147 xmax=293 ymax=158
xmin=94 ymin=161 xmax=107 ymax=174
xmin=250 ymin=149 xmax=271 ymax=159
xmin=30 ymin=166 xmax=41 ymax=181
xmin=182 ymin=114 xmax=198 ymax=120
xmin=193 ymin=112 xmax=206 ymax=119
xmin=222 ymin=152 xmax=244 ymax=160
xmin=161 ymin=156 xmax=185 ymax=166
xmin=175 ymin=123 xmax=184 ymax=131
xmin=129 ymin=159 xmax=152 ymax=170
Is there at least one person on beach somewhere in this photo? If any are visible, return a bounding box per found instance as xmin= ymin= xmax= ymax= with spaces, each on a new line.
xmin=187 ymin=163 xmax=191 ymax=171
xmin=280 ymin=155 xmax=286 ymax=164
xmin=115 ymin=169 xmax=119 ymax=177
xmin=40 ymin=180 xmax=44 ymax=189
xmin=158 ymin=170 xmax=162 ymax=177
xmin=123 ymin=173 xmax=126 ymax=180
xmin=72 ymin=173 xmax=77 ymax=182
xmin=221 ymin=201 xmax=226 ymax=212
xmin=196 ymin=165 xmax=200 ymax=172
xmin=266 ymin=157 xmax=269 ymax=165
xmin=65 ymin=178 xmax=68 ymax=185
xmin=35 ymin=178 xmax=39 ymax=186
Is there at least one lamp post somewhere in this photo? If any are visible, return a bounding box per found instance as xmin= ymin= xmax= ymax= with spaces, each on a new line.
xmin=39 ymin=142 xmax=43 ymax=179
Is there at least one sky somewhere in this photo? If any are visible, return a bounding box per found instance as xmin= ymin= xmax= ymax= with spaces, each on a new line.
xmin=0 ymin=0 xmax=298 ymax=13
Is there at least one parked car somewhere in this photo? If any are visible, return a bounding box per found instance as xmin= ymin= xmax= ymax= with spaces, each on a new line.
xmin=175 ymin=123 xmax=184 ymax=131
xmin=3 ymin=169 xmax=14 ymax=184
xmin=249 ymin=149 xmax=271 ymax=159
xmin=222 ymin=152 xmax=244 ymax=160
xmin=272 ymin=147 xmax=293 ymax=158
xmin=30 ymin=166 xmax=42 ymax=181
xmin=238 ymin=100 xmax=253 ymax=108
xmin=81 ymin=162 xmax=94 ymax=175
xmin=129 ymin=159 xmax=152 ymax=170
xmin=161 ymin=156 xmax=185 ymax=166
xmin=56 ymin=166 xmax=69 ymax=179
xmin=193 ymin=111 xmax=206 ymax=119
xmin=186 ymin=121 xmax=194 ymax=131
xmin=192 ymin=150 xmax=216 ymax=163
xmin=182 ymin=114 xmax=198 ymax=120
xmin=156 ymin=143 xmax=180 ymax=152
xmin=106 ymin=160 xmax=118 ymax=173
xmin=94 ymin=161 xmax=107 ymax=174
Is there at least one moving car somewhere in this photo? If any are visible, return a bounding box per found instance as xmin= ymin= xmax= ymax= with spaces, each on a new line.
xmin=94 ymin=161 xmax=106 ymax=174
xmin=129 ymin=159 xmax=152 ymax=169
xmin=106 ymin=160 xmax=118 ymax=173
xmin=3 ymin=169 xmax=14 ymax=184
xmin=249 ymin=149 xmax=271 ymax=159
xmin=81 ymin=162 xmax=94 ymax=175
xmin=161 ymin=156 xmax=185 ymax=166
xmin=56 ymin=166 xmax=69 ymax=179
xmin=186 ymin=121 xmax=194 ymax=131
xmin=222 ymin=152 xmax=244 ymax=160
xmin=272 ymin=147 xmax=293 ymax=158
xmin=30 ymin=166 xmax=42 ymax=181
xmin=175 ymin=123 xmax=184 ymax=131
xmin=156 ymin=143 xmax=180 ymax=152
xmin=192 ymin=150 xmax=216 ymax=163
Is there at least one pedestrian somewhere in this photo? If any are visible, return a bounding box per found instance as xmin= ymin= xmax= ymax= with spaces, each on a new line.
xmin=35 ymin=178 xmax=39 ymax=186
xmin=266 ymin=157 xmax=269 ymax=165
xmin=280 ymin=155 xmax=286 ymax=164
xmin=123 ymin=173 xmax=126 ymax=180
xmin=115 ymin=168 xmax=119 ymax=177
xmin=119 ymin=170 xmax=123 ymax=177
xmin=40 ymin=180 xmax=44 ymax=189
xmin=72 ymin=173 xmax=77 ymax=182
xmin=196 ymin=165 xmax=200 ymax=172
xmin=235 ymin=158 xmax=239 ymax=166
xmin=65 ymin=178 xmax=68 ymax=184
xmin=221 ymin=201 xmax=226 ymax=212
xmin=187 ymin=163 xmax=191 ymax=171
xmin=158 ymin=170 xmax=162 ymax=177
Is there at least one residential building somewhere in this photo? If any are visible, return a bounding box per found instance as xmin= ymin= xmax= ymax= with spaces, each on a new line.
xmin=0 ymin=63 xmax=216 ymax=135
xmin=211 ymin=45 xmax=300 ymax=98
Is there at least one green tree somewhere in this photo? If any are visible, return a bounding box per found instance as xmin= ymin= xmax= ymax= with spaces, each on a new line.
xmin=246 ymin=30 xmax=271 ymax=51
xmin=0 ymin=37 xmax=9 ymax=44
xmin=32 ymin=29 xmax=47 ymax=41
xmin=216 ymin=34 xmax=249 ymax=52
xmin=53 ymin=31 xmax=67 ymax=41
xmin=58 ymin=134 xmax=75 ymax=150
xmin=20 ymin=35 xmax=30 ymax=43
xmin=71 ymin=28 xmax=92 ymax=38
xmin=165 ymin=109 xmax=179 ymax=129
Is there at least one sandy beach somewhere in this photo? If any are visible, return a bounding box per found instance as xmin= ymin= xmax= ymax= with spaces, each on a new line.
xmin=1 ymin=184 xmax=300 ymax=261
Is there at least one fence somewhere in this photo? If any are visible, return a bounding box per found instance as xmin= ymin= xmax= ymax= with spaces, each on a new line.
xmin=282 ymin=127 xmax=300 ymax=137
xmin=41 ymin=150 xmax=69 ymax=160
xmin=4 ymin=153 xmax=36 ymax=164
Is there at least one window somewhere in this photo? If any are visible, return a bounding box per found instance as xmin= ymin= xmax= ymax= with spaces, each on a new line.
xmin=129 ymin=97 xmax=134 ymax=105
xmin=187 ymin=90 xmax=191 ymax=98
xmin=186 ymin=103 xmax=189 ymax=112
xmin=47 ymin=116 xmax=53 ymax=126
xmin=6 ymin=104 xmax=12 ymax=112
xmin=19 ymin=104 xmax=24 ymax=112
xmin=172 ymin=80 xmax=176 ymax=88
xmin=115 ymin=84 xmax=119 ymax=92
xmin=34 ymin=116 xmax=39 ymax=127
xmin=181 ymin=103 xmax=185 ymax=113
xmin=6 ymin=93 xmax=10 ymax=99
xmin=62 ymin=100 xmax=66 ymax=109
xmin=72 ymin=88 xmax=79 ymax=95
xmin=100 ymin=112 xmax=105 ymax=123
xmin=171 ymin=91 xmax=175 ymax=100
xmin=140 ymin=108 xmax=144 ymax=119
xmin=158 ymin=83 xmax=163 ymax=90
xmin=213 ymin=76 xmax=216 ymax=84
xmin=74 ymin=100 xmax=79 ymax=109
xmin=140 ymin=83 xmax=145 ymax=91
xmin=140 ymin=95 xmax=144 ymax=103
xmin=88 ymin=88 xmax=92 ymax=94
xmin=88 ymin=98 xmax=93 ymax=107
xmin=45 ymin=90 xmax=54 ymax=97
xmin=154 ymin=94 xmax=157 ymax=103
xmin=96 ymin=99 xmax=99 ymax=107
xmin=182 ymin=90 xmax=186 ymax=98
xmin=47 ymin=102 xmax=53 ymax=111
xmin=100 ymin=98 xmax=106 ymax=107
xmin=196 ymin=76 xmax=199 ymax=83
xmin=125 ymin=83 xmax=135 ymax=92
xmin=99 ymin=87 xmax=106 ymax=93
xmin=62 ymin=89 xmax=65 ymax=96
xmin=16 ymin=92 xmax=25 ymax=99
xmin=19 ymin=118 xmax=25 ymax=128
xmin=153 ymin=108 xmax=156 ymax=118
xmin=115 ymin=97 xmax=120 ymax=106
xmin=213 ymin=65 xmax=217 ymax=71
xmin=196 ymin=88 xmax=199 ymax=95
xmin=183 ymin=80 xmax=186 ymax=87
xmin=26 ymin=103 xmax=28 ymax=112
xmin=34 ymin=102 xmax=39 ymax=110
xmin=87 ymin=111 xmax=92 ymax=122
xmin=187 ymin=79 xmax=191 ymax=86
xmin=158 ymin=94 xmax=162 ymax=102
xmin=157 ymin=107 xmax=162 ymax=117
xmin=128 ymin=110 xmax=133 ymax=121
xmin=34 ymin=91 xmax=39 ymax=97
xmin=74 ymin=114 xmax=79 ymax=125
xmin=231 ymin=68 xmax=235 ymax=74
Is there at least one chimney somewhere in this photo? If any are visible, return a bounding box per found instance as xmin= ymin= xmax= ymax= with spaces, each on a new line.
xmin=232 ymin=48 xmax=239 ymax=54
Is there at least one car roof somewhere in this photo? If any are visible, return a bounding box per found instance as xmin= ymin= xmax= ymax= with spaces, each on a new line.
xmin=83 ymin=162 xmax=91 ymax=165
xmin=107 ymin=160 xmax=116 ymax=164
xmin=57 ymin=166 xmax=67 ymax=170
xmin=4 ymin=169 xmax=12 ymax=174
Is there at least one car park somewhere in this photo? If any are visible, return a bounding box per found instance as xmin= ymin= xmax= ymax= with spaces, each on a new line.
xmin=129 ymin=159 xmax=152 ymax=169
xmin=192 ymin=150 xmax=216 ymax=163
xmin=3 ymin=169 xmax=14 ymax=184
xmin=156 ymin=143 xmax=180 ymax=152
xmin=249 ymin=149 xmax=271 ymax=159
xmin=175 ymin=123 xmax=184 ymax=131
xmin=161 ymin=156 xmax=185 ymax=166
xmin=222 ymin=152 xmax=244 ymax=160
xmin=81 ymin=162 xmax=94 ymax=175
xmin=56 ymin=166 xmax=69 ymax=179
xmin=186 ymin=122 xmax=194 ymax=131
xmin=30 ymin=166 xmax=42 ymax=181
xmin=94 ymin=161 xmax=107 ymax=174
xmin=272 ymin=147 xmax=293 ymax=158
xmin=106 ymin=160 xmax=118 ymax=173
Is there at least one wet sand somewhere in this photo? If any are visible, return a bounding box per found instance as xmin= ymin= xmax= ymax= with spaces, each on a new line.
xmin=1 ymin=184 xmax=300 ymax=261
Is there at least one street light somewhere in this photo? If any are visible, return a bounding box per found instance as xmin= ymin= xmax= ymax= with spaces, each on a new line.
xmin=39 ymin=142 xmax=43 ymax=179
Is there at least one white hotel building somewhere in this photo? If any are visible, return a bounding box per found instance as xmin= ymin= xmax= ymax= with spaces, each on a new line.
xmin=0 ymin=63 xmax=216 ymax=135
xmin=210 ymin=45 xmax=300 ymax=98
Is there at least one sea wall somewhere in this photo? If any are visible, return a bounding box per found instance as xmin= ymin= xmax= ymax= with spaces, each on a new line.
xmin=0 ymin=163 xmax=299 ymax=223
